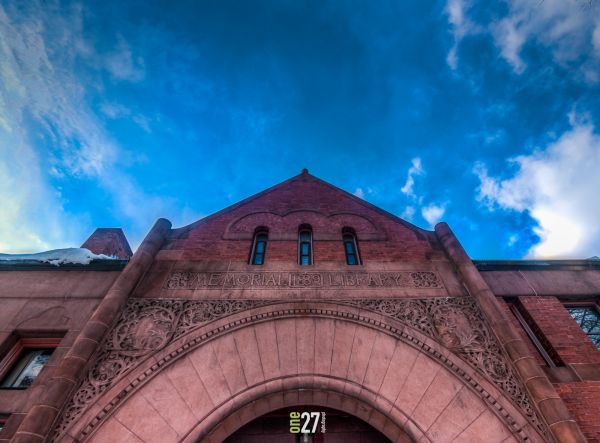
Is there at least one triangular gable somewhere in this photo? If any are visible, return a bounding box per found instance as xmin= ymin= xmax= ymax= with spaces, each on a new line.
xmin=171 ymin=169 xmax=430 ymax=239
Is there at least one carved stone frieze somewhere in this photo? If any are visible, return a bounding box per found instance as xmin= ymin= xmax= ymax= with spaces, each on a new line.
xmin=52 ymin=298 xmax=271 ymax=440
xmin=347 ymin=298 xmax=544 ymax=435
xmin=52 ymin=297 xmax=548 ymax=442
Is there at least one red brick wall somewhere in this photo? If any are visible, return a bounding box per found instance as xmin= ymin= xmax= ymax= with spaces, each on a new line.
xmin=497 ymin=299 xmax=548 ymax=366
xmin=165 ymin=174 xmax=442 ymax=264
xmin=518 ymin=296 xmax=600 ymax=365
xmin=81 ymin=228 xmax=132 ymax=259
xmin=555 ymin=382 xmax=600 ymax=443
xmin=503 ymin=295 xmax=600 ymax=442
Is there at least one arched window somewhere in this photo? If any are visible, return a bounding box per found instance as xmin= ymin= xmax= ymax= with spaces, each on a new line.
xmin=342 ymin=228 xmax=360 ymax=265
xmin=298 ymin=225 xmax=313 ymax=265
xmin=250 ymin=229 xmax=268 ymax=265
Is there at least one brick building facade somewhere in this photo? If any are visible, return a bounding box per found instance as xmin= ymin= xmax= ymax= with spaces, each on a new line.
xmin=0 ymin=170 xmax=598 ymax=442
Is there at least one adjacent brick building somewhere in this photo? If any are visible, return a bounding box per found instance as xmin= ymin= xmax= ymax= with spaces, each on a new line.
xmin=0 ymin=170 xmax=598 ymax=442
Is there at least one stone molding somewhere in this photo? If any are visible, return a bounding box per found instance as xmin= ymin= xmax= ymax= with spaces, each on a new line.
xmin=188 ymin=378 xmax=416 ymax=443
xmin=52 ymin=297 xmax=549 ymax=442
xmin=223 ymin=209 xmax=386 ymax=240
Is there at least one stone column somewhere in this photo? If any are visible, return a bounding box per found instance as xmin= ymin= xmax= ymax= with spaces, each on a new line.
xmin=435 ymin=222 xmax=585 ymax=443
xmin=11 ymin=218 xmax=172 ymax=443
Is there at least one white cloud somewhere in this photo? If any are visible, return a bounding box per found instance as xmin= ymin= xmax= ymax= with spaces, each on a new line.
xmin=401 ymin=157 xmax=424 ymax=198
xmin=100 ymin=102 xmax=152 ymax=132
xmin=100 ymin=102 xmax=131 ymax=119
xmin=475 ymin=118 xmax=600 ymax=258
xmin=421 ymin=204 xmax=445 ymax=228
xmin=491 ymin=0 xmax=597 ymax=74
xmin=401 ymin=206 xmax=415 ymax=220
xmin=594 ymin=25 xmax=600 ymax=55
xmin=0 ymin=139 xmax=83 ymax=253
xmin=446 ymin=0 xmax=600 ymax=79
xmin=396 ymin=158 xmax=445 ymax=228
xmin=132 ymin=114 xmax=151 ymax=133
xmin=445 ymin=0 xmax=480 ymax=69
xmin=105 ymin=37 xmax=145 ymax=82
xmin=493 ymin=18 xmax=527 ymax=73
xmin=353 ymin=187 xmax=365 ymax=198
xmin=0 ymin=2 xmax=164 ymax=252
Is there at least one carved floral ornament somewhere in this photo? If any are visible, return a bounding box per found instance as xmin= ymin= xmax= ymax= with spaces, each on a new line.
xmin=52 ymin=297 xmax=548 ymax=442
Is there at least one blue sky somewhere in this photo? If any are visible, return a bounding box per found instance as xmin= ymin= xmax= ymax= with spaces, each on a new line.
xmin=1 ymin=0 xmax=599 ymax=259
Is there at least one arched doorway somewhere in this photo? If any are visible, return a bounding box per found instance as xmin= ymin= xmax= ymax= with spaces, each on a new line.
xmin=58 ymin=301 xmax=547 ymax=443
xmin=191 ymin=381 xmax=412 ymax=443
xmin=223 ymin=406 xmax=393 ymax=443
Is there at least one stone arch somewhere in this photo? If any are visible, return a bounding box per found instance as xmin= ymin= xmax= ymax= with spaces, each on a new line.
xmin=221 ymin=403 xmax=395 ymax=443
xmin=223 ymin=210 xmax=385 ymax=240
xmin=184 ymin=377 xmax=413 ymax=443
xmin=58 ymin=301 xmax=547 ymax=443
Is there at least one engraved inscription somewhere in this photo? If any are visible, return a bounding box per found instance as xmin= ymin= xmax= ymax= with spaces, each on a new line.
xmin=164 ymin=271 xmax=443 ymax=290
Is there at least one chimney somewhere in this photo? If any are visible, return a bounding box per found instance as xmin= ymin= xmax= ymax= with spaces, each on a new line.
xmin=81 ymin=228 xmax=133 ymax=259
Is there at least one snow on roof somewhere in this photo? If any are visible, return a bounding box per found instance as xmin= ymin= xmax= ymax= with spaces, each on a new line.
xmin=0 ymin=248 xmax=119 ymax=266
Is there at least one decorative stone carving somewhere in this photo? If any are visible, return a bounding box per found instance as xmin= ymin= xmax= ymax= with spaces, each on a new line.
xmin=53 ymin=297 xmax=548 ymax=442
xmin=52 ymin=298 xmax=270 ymax=440
xmin=349 ymin=297 xmax=544 ymax=435
xmin=175 ymin=299 xmax=269 ymax=339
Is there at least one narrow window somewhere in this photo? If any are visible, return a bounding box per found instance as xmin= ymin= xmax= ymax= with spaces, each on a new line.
xmin=506 ymin=298 xmax=562 ymax=367
xmin=0 ymin=338 xmax=61 ymax=389
xmin=250 ymin=230 xmax=268 ymax=265
xmin=298 ymin=226 xmax=313 ymax=265
xmin=342 ymin=229 xmax=360 ymax=265
xmin=566 ymin=305 xmax=600 ymax=349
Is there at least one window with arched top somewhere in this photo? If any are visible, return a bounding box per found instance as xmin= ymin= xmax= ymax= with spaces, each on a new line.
xmin=298 ymin=225 xmax=313 ymax=265
xmin=342 ymin=228 xmax=360 ymax=265
xmin=250 ymin=229 xmax=268 ymax=265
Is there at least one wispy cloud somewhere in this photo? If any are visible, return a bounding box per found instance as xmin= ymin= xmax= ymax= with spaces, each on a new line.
xmin=0 ymin=2 xmax=166 ymax=251
xmin=421 ymin=204 xmax=446 ymax=228
xmin=0 ymin=137 xmax=81 ymax=253
xmin=105 ymin=37 xmax=145 ymax=82
xmin=353 ymin=187 xmax=365 ymax=199
xmin=474 ymin=114 xmax=600 ymax=258
xmin=492 ymin=17 xmax=527 ymax=74
xmin=100 ymin=102 xmax=131 ymax=119
xmin=446 ymin=0 xmax=600 ymax=80
xmin=400 ymin=157 xmax=424 ymax=198
xmin=100 ymin=102 xmax=152 ymax=132
xmin=401 ymin=206 xmax=415 ymax=220
xmin=445 ymin=0 xmax=480 ymax=69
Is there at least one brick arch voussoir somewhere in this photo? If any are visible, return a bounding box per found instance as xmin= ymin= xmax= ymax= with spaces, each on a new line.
xmin=64 ymin=301 xmax=540 ymax=443
xmin=185 ymin=375 xmax=418 ymax=443
xmin=224 ymin=209 xmax=384 ymax=240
